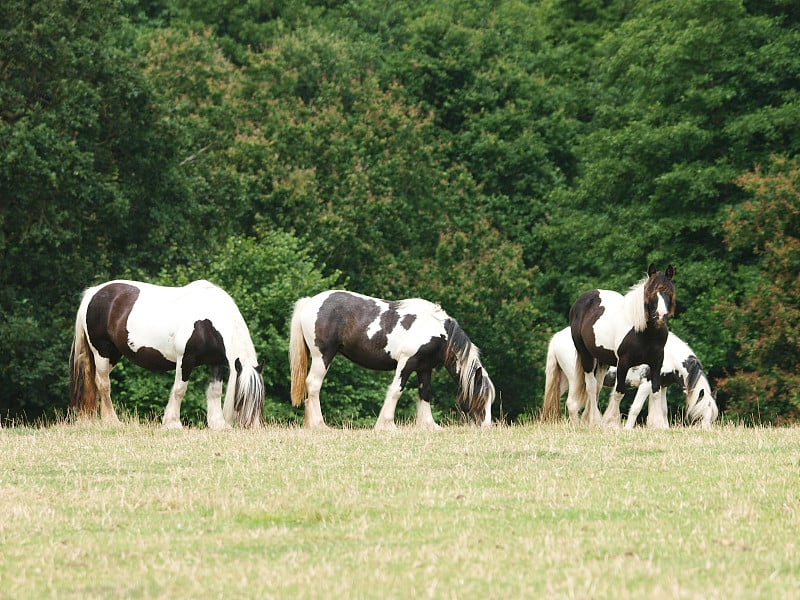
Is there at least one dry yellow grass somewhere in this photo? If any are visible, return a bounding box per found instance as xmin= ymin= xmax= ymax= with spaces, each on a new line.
xmin=1 ymin=421 xmax=799 ymax=598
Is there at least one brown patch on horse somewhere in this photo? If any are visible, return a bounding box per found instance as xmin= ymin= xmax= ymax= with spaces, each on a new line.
xmin=85 ymin=282 xmax=175 ymax=371
xmin=86 ymin=283 xmax=140 ymax=364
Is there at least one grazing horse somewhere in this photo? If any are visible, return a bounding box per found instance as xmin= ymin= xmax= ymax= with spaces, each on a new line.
xmin=605 ymin=331 xmax=719 ymax=429
xmin=289 ymin=290 xmax=496 ymax=430
xmin=69 ymin=280 xmax=264 ymax=429
xmin=541 ymin=327 xmax=718 ymax=428
xmin=568 ymin=264 xmax=675 ymax=426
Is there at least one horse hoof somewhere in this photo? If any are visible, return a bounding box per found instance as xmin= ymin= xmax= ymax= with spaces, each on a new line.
xmin=374 ymin=420 xmax=398 ymax=432
xmin=162 ymin=420 xmax=183 ymax=430
xmin=416 ymin=421 xmax=441 ymax=431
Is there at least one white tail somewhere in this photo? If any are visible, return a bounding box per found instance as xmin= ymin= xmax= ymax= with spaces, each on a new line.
xmin=540 ymin=338 xmax=564 ymax=422
xmin=68 ymin=296 xmax=98 ymax=415
xmin=289 ymin=298 xmax=310 ymax=408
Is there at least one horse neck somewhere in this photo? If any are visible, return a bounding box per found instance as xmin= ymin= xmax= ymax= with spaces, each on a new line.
xmin=227 ymin=315 xmax=258 ymax=361
xmin=444 ymin=320 xmax=492 ymax=416
xmin=621 ymin=281 xmax=648 ymax=332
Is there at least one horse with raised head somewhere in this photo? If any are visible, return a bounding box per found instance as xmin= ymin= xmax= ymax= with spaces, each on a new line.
xmin=541 ymin=327 xmax=718 ymax=428
xmin=69 ymin=279 xmax=264 ymax=429
xmin=289 ymin=290 xmax=496 ymax=430
xmin=568 ymin=264 xmax=675 ymax=426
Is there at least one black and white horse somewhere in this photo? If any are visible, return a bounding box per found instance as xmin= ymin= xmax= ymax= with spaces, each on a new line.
xmin=541 ymin=327 xmax=718 ymax=428
xmin=568 ymin=264 xmax=675 ymax=426
xmin=69 ymin=280 xmax=264 ymax=429
xmin=288 ymin=290 xmax=495 ymax=429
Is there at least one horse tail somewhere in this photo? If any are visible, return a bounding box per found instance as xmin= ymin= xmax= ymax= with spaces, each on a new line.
xmin=233 ymin=360 xmax=265 ymax=428
xmin=444 ymin=319 xmax=495 ymax=422
xmin=573 ymin=353 xmax=587 ymax=402
xmin=540 ymin=336 xmax=563 ymax=422
xmin=69 ymin=296 xmax=98 ymax=415
xmin=289 ymin=297 xmax=310 ymax=408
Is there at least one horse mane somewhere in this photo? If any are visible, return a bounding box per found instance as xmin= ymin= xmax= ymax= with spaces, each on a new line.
xmin=622 ymin=277 xmax=649 ymax=332
xmin=233 ymin=362 xmax=265 ymax=427
xmin=443 ymin=318 xmax=494 ymax=422
xmin=665 ymin=334 xmax=704 ymax=400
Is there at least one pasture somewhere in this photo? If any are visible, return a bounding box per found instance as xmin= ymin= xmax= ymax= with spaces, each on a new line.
xmin=1 ymin=422 xmax=798 ymax=598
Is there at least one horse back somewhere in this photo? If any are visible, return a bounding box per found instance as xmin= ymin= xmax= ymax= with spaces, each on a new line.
xmin=310 ymin=290 xmax=447 ymax=371
xmin=85 ymin=280 xmax=237 ymax=372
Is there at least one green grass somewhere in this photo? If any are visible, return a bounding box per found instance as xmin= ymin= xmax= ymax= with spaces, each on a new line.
xmin=1 ymin=422 xmax=799 ymax=598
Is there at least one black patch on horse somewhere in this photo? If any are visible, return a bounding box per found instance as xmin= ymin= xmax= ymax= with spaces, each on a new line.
xmin=401 ymin=314 xmax=417 ymax=330
xmin=314 ymin=291 xmax=395 ymax=370
xmin=570 ymin=290 xmax=616 ymax=369
xmin=182 ymin=319 xmax=227 ymax=382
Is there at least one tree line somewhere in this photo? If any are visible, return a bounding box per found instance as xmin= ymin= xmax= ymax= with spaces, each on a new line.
xmin=1 ymin=0 xmax=798 ymax=425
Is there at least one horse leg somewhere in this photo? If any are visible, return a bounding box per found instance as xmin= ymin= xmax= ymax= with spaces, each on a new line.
xmin=206 ymin=364 xmax=227 ymax=430
xmin=581 ymin=372 xmax=603 ymax=425
xmin=603 ymin=392 xmax=623 ymax=428
xmin=481 ymin=386 xmax=492 ymax=428
xmin=162 ymin=361 xmax=189 ymax=430
xmin=303 ymin=354 xmax=328 ymax=429
xmin=625 ymin=382 xmax=650 ymax=429
xmin=646 ymin=385 xmax=669 ymax=429
xmin=415 ymin=369 xmax=440 ymax=430
xmin=375 ymin=361 xmax=407 ymax=431
xmin=94 ymin=356 xmax=120 ymax=424
xmin=564 ymin=372 xmax=583 ymax=423
xmin=599 ymin=366 xmax=624 ymax=428
xmin=566 ymin=392 xmax=583 ymax=423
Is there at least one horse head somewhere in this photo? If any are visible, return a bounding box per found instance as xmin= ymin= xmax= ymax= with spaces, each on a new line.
xmin=644 ymin=263 xmax=675 ymax=326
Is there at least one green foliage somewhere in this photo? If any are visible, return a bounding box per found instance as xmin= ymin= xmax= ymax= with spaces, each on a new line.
xmin=0 ymin=0 xmax=181 ymax=419
xmin=4 ymin=0 xmax=800 ymax=424
xmin=416 ymin=220 xmax=549 ymax=420
xmin=716 ymin=156 xmax=800 ymax=423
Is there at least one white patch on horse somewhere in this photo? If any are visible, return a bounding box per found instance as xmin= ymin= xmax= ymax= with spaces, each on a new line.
xmin=655 ymin=291 xmax=669 ymax=321
xmin=591 ymin=290 xmax=625 ymax=354
xmin=365 ymin=299 xmax=390 ymax=341
xmin=383 ymin=299 xmax=447 ymax=361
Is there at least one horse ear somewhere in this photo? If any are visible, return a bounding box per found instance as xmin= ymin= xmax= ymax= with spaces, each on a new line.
xmin=647 ymin=263 xmax=657 ymax=277
xmin=665 ymin=264 xmax=675 ymax=279
xmin=235 ymin=357 xmax=243 ymax=375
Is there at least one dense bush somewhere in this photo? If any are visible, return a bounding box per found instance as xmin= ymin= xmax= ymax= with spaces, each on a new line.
xmin=2 ymin=0 xmax=799 ymax=424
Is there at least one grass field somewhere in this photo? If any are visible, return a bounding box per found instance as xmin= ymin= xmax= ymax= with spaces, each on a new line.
xmin=1 ymin=421 xmax=798 ymax=599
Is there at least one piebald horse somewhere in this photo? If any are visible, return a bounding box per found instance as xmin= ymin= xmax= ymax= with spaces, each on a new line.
xmin=568 ymin=264 xmax=675 ymax=426
xmin=69 ymin=280 xmax=264 ymax=429
xmin=289 ymin=290 xmax=496 ymax=430
xmin=541 ymin=327 xmax=718 ymax=428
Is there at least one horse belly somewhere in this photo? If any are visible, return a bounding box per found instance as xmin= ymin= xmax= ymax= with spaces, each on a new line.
xmin=339 ymin=345 xmax=397 ymax=371
xmin=125 ymin=300 xmax=182 ymax=365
